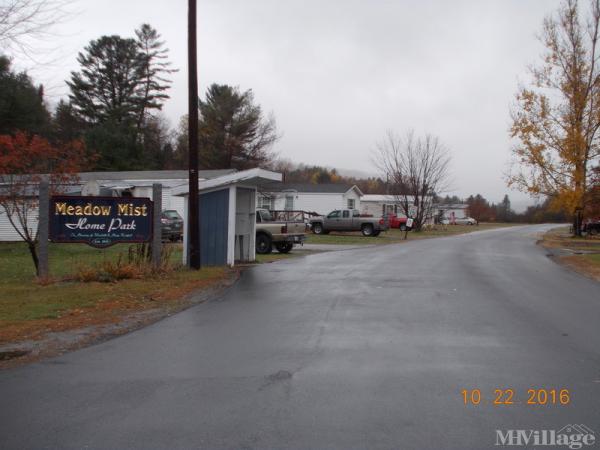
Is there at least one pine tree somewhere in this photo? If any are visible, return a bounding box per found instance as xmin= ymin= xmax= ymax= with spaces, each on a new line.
xmin=0 ymin=55 xmax=50 ymax=135
xmin=198 ymin=84 xmax=278 ymax=169
xmin=134 ymin=24 xmax=176 ymax=134
xmin=67 ymin=35 xmax=146 ymax=125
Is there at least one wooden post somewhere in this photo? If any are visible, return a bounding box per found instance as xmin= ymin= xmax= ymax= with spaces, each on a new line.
xmin=188 ymin=0 xmax=201 ymax=269
xmin=38 ymin=181 xmax=49 ymax=278
xmin=152 ymin=184 xmax=163 ymax=269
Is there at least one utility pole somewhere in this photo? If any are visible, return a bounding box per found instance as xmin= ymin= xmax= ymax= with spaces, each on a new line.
xmin=188 ymin=0 xmax=201 ymax=269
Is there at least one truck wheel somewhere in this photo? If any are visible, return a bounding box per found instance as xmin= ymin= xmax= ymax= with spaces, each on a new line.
xmin=361 ymin=224 xmax=374 ymax=236
xmin=275 ymin=242 xmax=293 ymax=253
xmin=590 ymin=227 xmax=598 ymax=236
xmin=255 ymin=233 xmax=272 ymax=254
xmin=312 ymin=223 xmax=324 ymax=234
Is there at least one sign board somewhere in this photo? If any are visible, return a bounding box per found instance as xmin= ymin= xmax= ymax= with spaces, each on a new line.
xmin=406 ymin=218 xmax=414 ymax=229
xmin=49 ymin=196 xmax=153 ymax=248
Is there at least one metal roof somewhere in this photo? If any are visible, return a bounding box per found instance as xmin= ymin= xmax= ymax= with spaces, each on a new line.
xmin=266 ymin=183 xmax=361 ymax=194
xmin=78 ymin=169 xmax=235 ymax=182
xmin=173 ymin=168 xmax=283 ymax=196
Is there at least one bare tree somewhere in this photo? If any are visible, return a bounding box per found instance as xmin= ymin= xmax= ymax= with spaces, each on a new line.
xmin=375 ymin=130 xmax=451 ymax=231
xmin=0 ymin=0 xmax=71 ymax=56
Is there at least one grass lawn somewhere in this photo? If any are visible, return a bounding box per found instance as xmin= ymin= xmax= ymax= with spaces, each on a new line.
xmin=540 ymin=227 xmax=600 ymax=281
xmin=0 ymin=242 xmax=184 ymax=283
xmin=540 ymin=226 xmax=600 ymax=252
xmin=0 ymin=242 xmax=233 ymax=350
xmin=306 ymin=222 xmax=517 ymax=245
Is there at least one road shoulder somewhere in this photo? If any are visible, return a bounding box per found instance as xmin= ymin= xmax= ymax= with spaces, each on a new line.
xmin=539 ymin=226 xmax=600 ymax=282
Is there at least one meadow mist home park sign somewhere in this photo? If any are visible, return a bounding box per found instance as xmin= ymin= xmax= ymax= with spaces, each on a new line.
xmin=49 ymin=196 xmax=153 ymax=248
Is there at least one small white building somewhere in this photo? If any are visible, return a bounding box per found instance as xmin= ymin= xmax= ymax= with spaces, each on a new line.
xmin=257 ymin=183 xmax=363 ymax=216
xmin=173 ymin=168 xmax=282 ymax=267
xmin=361 ymin=195 xmax=404 ymax=217
xmin=435 ymin=204 xmax=469 ymax=221
xmin=361 ymin=194 xmax=424 ymax=218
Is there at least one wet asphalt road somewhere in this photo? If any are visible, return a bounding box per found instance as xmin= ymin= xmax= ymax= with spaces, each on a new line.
xmin=1 ymin=224 xmax=599 ymax=449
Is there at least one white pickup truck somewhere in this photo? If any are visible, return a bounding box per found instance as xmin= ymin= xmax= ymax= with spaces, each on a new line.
xmin=255 ymin=209 xmax=306 ymax=254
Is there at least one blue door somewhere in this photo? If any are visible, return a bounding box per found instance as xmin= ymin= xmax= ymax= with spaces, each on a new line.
xmin=199 ymin=189 xmax=229 ymax=266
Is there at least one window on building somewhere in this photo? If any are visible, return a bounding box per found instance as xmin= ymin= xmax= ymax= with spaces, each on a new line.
xmin=285 ymin=195 xmax=294 ymax=210
xmin=347 ymin=199 xmax=355 ymax=209
xmin=258 ymin=195 xmax=272 ymax=210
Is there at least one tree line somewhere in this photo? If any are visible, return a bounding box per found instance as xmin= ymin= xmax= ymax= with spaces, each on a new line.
xmin=0 ymin=23 xmax=279 ymax=172
xmin=437 ymin=194 xmax=570 ymax=224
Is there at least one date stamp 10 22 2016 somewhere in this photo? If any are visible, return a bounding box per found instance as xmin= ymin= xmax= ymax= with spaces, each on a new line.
xmin=461 ymin=388 xmax=570 ymax=406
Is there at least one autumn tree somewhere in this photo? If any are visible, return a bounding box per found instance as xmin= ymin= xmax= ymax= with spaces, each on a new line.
xmin=0 ymin=132 xmax=89 ymax=275
xmin=466 ymin=194 xmax=496 ymax=222
xmin=197 ymin=84 xmax=279 ymax=169
xmin=509 ymin=0 xmax=600 ymax=235
xmin=375 ymin=130 xmax=451 ymax=231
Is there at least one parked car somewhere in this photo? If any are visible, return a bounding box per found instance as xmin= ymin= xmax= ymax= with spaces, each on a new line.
xmin=161 ymin=210 xmax=183 ymax=241
xmin=310 ymin=209 xmax=388 ymax=236
xmin=440 ymin=216 xmax=477 ymax=225
xmin=379 ymin=213 xmax=409 ymax=231
xmin=255 ymin=209 xmax=306 ymax=254
xmin=582 ymin=220 xmax=600 ymax=236
xmin=454 ymin=217 xmax=478 ymax=225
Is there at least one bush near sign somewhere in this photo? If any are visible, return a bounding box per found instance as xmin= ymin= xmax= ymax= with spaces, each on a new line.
xmin=49 ymin=196 xmax=154 ymax=248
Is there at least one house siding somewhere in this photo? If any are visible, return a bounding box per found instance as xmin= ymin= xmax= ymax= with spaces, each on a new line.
xmin=260 ymin=190 xmax=361 ymax=216
xmin=0 ymin=206 xmax=39 ymax=242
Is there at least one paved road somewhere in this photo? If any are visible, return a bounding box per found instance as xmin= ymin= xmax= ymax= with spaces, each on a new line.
xmin=1 ymin=225 xmax=599 ymax=449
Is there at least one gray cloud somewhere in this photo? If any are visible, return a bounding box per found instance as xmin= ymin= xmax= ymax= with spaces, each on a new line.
xmin=17 ymin=0 xmax=564 ymax=209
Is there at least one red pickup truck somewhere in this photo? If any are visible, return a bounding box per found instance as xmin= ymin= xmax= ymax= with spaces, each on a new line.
xmin=379 ymin=213 xmax=409 ymax=230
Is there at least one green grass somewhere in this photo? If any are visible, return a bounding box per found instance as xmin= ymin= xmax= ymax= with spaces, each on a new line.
xmin=306 ymin=223 xmax=516 ymax=245
xmin=583 ymin=253 xmax=600 ymax=265
xmin=0 ymin=242 xmax=227 ymax=332
xmin=0 ymin=242 xmax=183 ymax=284
xmin=0 ymin=266 xmax=228 ymax=324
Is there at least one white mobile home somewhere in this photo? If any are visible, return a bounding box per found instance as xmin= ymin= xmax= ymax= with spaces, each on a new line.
xmin=435 ymin=204 xmax=469 ymax=221
xmin=257 ymin=183 xmax=363 ymax=216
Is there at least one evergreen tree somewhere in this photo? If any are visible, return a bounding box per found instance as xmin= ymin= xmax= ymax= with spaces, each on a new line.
xmin=66 ymin=26 xmax=175 ymax=170
xmin=134 ymin=24 xmax=176 ymax=133
xmin=0 ymin=55 xmax=50 ymax=135
xmin=496 ymin=194 xmax=513 ymax=222
xmin=52 ymin=100 xmax=84 ymax=143
xmin=198 ymin=84 xmax=278 ymax=170
xmin=67 ymin=35 xmax=145 ymax=125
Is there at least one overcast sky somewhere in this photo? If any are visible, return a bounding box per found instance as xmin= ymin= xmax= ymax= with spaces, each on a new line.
xmin=14 ymin=0 xmax=566 ymax=209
